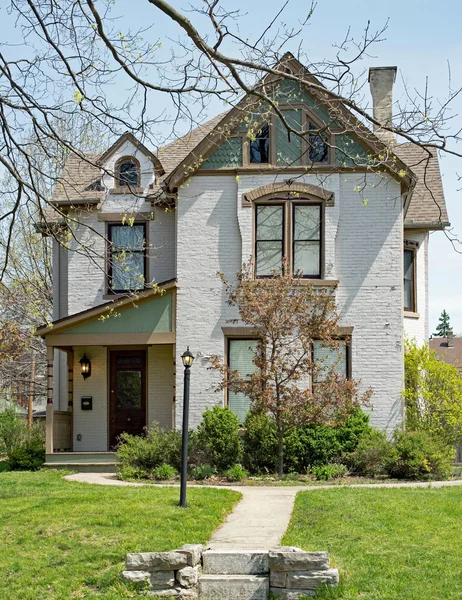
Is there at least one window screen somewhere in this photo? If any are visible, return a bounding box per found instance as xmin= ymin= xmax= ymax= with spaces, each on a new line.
xmin=108 ymin=224 xmax=146 ymax=292
xmin=228 ymin=339 xmax=259 ymax=423
xmin=293 ymin=204 xmax=321 ymax=277
xmin=255 ymin=205 xmax=284 ymax=276
xmin=313 ymin=340 xmax=348 ymax=382
xmin=404 ymin=249 xmax=415 ymax=312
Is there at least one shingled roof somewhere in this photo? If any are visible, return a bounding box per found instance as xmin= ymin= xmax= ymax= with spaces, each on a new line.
xmin=429 ymin=337 xmax=462 ymax=371
xmin=395 ymin=143 xmax=449 ymax=228
xmin=48 ymin=113 xmax=448 ymax=231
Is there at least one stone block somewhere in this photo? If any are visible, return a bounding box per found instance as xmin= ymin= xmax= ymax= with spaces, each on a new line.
xmin=148 ymin=589 xmax=198 ymax=599
xmin=270 ymin=588 xmax=316 ymax=599
xmin=270 ymin=571 xmax=287 ymax=588
xmin=286 ymin=568 xmax=339 ymax=589
xmin=199 ymin=574 xmax=269 ymax=600
xmin=202 ymin=550 xmax=269 ymax=574
xmin=151 ymin=571 xmax=175 ymax=589
xmin=176 ymin=544 xmax=204 ymax=567
xmin=120 ymin=570 xmax=151 ymax=584
xmin=269 ymin=550 xmax=329 ymax=572
xmin=176 ymin=566 xmax=199 ymax=588
xmin=126 ymin=552 xmax=188 ymax=571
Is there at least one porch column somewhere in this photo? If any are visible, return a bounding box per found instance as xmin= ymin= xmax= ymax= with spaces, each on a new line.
xmin=67 ymin=350 xmax=74 ymax=450
xmin=46 ymin=346 xmax=54 ymax=454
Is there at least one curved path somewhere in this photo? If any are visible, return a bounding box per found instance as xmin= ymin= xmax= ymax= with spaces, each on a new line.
xmin=64 ymin=473 xmax=462 ymax=550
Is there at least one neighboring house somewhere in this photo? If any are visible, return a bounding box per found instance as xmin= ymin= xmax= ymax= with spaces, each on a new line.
xmin=36 ymin=54 xmax=449 ymax=465
xmin=429 ymin=333 xmax=462 ymax=371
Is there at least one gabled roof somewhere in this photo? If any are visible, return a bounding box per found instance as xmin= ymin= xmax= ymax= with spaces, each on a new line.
xmin=36 ymin=279 xmax=176 ymax=337
xmin=429 ymin=337 xmax=462 ymax=370
xmin=395 ymin=143 xmax=449 ymax=228
xmin=98 ymin=131 xmax=165 ymax=176
xmin=50 ymin=152 xmax=102 ymax=205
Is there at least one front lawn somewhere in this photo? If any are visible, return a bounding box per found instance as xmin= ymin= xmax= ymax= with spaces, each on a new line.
xmin=283 ymin=487 xmax=462 ymax=600
xmin=0 ymin=470 xmax=240 ymax=599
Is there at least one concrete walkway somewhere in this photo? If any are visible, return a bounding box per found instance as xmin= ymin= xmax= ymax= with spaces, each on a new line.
xmin=64 ymin=473 xmax=462 ymax=550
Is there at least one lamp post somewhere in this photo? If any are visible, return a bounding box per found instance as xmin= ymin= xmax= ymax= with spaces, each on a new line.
xmin=180 ymin=346 xmax=194 ymax=508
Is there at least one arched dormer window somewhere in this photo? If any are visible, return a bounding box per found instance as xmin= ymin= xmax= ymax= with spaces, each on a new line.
xmin=116 ymin=157 xmax=140 ymax=188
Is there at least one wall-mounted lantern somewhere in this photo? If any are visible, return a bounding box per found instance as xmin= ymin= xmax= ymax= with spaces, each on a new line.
xmin=79 ymin=354 xmax=91 ymax=380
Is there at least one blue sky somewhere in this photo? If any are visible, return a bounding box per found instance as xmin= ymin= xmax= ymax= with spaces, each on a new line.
xmin=1 ymin=0 xmax=461 ymax=334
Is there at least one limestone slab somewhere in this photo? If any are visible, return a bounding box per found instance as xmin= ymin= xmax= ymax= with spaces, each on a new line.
xmin=120 ymin=570 xmax=151 ymax=583
xmin=269 ymin=550 xmax=329 ymax=572
xmin=199 ymin=574 xmax=269 ymax=600
xmin=286 ymin=568 xmax=339 ymax=589
xmin=176 ymin=566 xmax=199 ymax=588
xmin=202 ymin=550 xmax=269 ymax=574
xmin=151 ymin=570 xmax=175 ymax=589
xmin=270 ymin=571 xmax=287 ymax=588
xmin=177 ymin=544 xmax=204 ymax=567
xmin=270 ymin=588 xmax=316 ymax=599
xmin=126 ymin=552 xmax=188 ymax=571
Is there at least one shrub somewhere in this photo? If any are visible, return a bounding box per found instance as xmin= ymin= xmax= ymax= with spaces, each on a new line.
xmin=117 ymin=424 xmax=183 ymax=479
xmin=242 ymin=411 xmax=278 ymax=473
xmin=225 ymin=464 xmax=248 ymax=482
xmin=191 ymin=464 xmax=215 ymax=481
xmin=196 ymin=406 xmax=241 ymax=472
xmin=152 ymin=463 xmax=177 ymax=480
xmin=0 ymin=404 xmax=45 ymax=456
xmin=7 ymin=442 xmax=45 ymax=471
xmin=347 ymin=429 xmax=394 ymax=478
xmin=311 ymin=463 xmax=348 ymax=481
xmin=388 ymin=430 xmax=455 ymax=480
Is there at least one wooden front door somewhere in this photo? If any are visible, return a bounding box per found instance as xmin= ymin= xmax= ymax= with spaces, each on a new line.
xmin=109 ymin=350 xmax=147 ymax=448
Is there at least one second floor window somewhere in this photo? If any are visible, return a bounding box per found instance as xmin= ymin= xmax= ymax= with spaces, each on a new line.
xmin=255 ymin=202 xmax=322 ymax=278
xmin=404 ymin=248 xmax=416 ymax=312
xmin=250 ymin=124 xmax=270 ymax=164
xmin=108 ymin=223 xmax=146 ymax=293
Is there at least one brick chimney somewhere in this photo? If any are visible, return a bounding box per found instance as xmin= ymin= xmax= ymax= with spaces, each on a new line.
xmin=447 ymin=329 xmax=454 ymax=348
xmin=368 ymin=67 xmax=397 ymax=146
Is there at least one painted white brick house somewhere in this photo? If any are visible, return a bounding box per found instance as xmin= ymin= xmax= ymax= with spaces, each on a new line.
xmin=37 ymin=55 xmax=449 ymax=464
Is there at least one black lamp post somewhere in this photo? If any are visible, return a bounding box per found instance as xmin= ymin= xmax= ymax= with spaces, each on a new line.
xmin=180 ymin=346 xmax=194 ymax=508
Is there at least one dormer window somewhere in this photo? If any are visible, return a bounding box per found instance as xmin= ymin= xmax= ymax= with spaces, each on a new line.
xmin=116 ymin=157 xmax=140 ymax=187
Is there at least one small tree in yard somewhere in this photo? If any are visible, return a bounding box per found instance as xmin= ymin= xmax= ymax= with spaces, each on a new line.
xmin=433 ymin=310 xmax=452 ymax=338
xmin=211 ymin=265 xmax=373 ymax=476
xmin=404 ymin=340 xmax=462 ymax=447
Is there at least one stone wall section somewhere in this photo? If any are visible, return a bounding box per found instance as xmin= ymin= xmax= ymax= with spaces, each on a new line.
xmin=121 ymin=546 xmax=339 ymax=599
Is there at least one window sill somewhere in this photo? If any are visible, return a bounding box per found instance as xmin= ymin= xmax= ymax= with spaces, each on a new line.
xmin=110 ymin=187 xmax=145 ymax=195
xmin=404 ymin=311 xmax=420 ymax=319
xmin=293 ymin=279 xmax=339 ymax=287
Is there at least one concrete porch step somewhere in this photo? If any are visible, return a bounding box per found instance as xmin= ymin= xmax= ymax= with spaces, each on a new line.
xmin=198 ymin=574 xmax=269 ymax=600
xmin=43 ymin=462 xmax=118 ymax=473
xmin=202 ymin=550 xmax=269 ymax=575
xmin=44 ymin=452 xmax=119 ymax=473
xmin=46 ymin=452 xmax=119 ymax=464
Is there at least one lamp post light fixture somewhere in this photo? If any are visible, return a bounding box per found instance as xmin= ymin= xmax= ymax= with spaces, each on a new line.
xmin=79 ymin=354 xmax=91 ymax=380
xmin=180 ymin=346 xmax=194 ymax=508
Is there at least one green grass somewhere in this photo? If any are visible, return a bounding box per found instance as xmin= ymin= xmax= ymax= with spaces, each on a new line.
xmin=0 ymin=470 xmax=240 ymax=600
xmin=283 ymin=487 xmax=462 ymax=600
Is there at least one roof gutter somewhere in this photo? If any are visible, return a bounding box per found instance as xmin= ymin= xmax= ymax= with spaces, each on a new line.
xmin=404 ymin=221 xmax=450 ymax=230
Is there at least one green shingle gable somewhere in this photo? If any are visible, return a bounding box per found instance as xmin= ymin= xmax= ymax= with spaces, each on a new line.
xmin=198 ymin=80 xmax=371 ymax=170
xmin=61 ymin=293 xmax=172 ymax=335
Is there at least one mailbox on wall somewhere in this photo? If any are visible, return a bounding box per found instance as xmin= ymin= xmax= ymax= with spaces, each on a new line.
xmin=81 ymin=397 xmax=93 ymax=411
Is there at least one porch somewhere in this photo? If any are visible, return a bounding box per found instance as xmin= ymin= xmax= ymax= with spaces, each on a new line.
xmin=36 ymin=283 xmax=177 ymax=470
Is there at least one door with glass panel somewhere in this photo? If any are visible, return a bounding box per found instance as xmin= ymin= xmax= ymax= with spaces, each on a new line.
xmin=109 ymin=350 xmax=146 ymax=448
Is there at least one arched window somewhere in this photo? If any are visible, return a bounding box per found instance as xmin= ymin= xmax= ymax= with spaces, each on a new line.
xmin=116 ymin=157 xmax=140 ymax=187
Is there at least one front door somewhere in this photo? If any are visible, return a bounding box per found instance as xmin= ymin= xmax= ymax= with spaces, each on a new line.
xmin=109 ymin=350 xmax=147 ymax=448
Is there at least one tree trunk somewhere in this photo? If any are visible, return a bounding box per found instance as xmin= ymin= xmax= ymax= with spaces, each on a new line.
xmin=277 ymin=426 xmax=284 ymax=478
xmin=28 ymin=354 xmax=35 ymax=428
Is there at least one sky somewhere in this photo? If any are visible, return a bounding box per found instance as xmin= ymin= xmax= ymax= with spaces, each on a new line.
xmin=1 ymin=0 xmax=461 ymax=334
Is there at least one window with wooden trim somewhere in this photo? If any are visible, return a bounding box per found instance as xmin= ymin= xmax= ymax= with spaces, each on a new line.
xmin=404 ymin=248 xmax=416 ymax=312
xmin=250 ymin=124 xmax=270 ymax=164
xmin=108 ymin=223 xmax=146 ymax=293
xmin=227 ymin=338 xmax=259 ymax=423
xmin=275 ymin=109 xmax=329 ymax=167
xmin=255 ymin=201 xmax=322 ymax=278
xmin=116 ymin=157 xmax=140 ymax=187
xmin=313 ymin=340 xmax=349 ymax=383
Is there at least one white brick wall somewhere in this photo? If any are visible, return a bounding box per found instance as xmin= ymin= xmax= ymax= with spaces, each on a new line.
xmin=147 ymin=345 xmax=175 ymax=430
xmin=175 ymin=171 xmax=405 ymax=433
